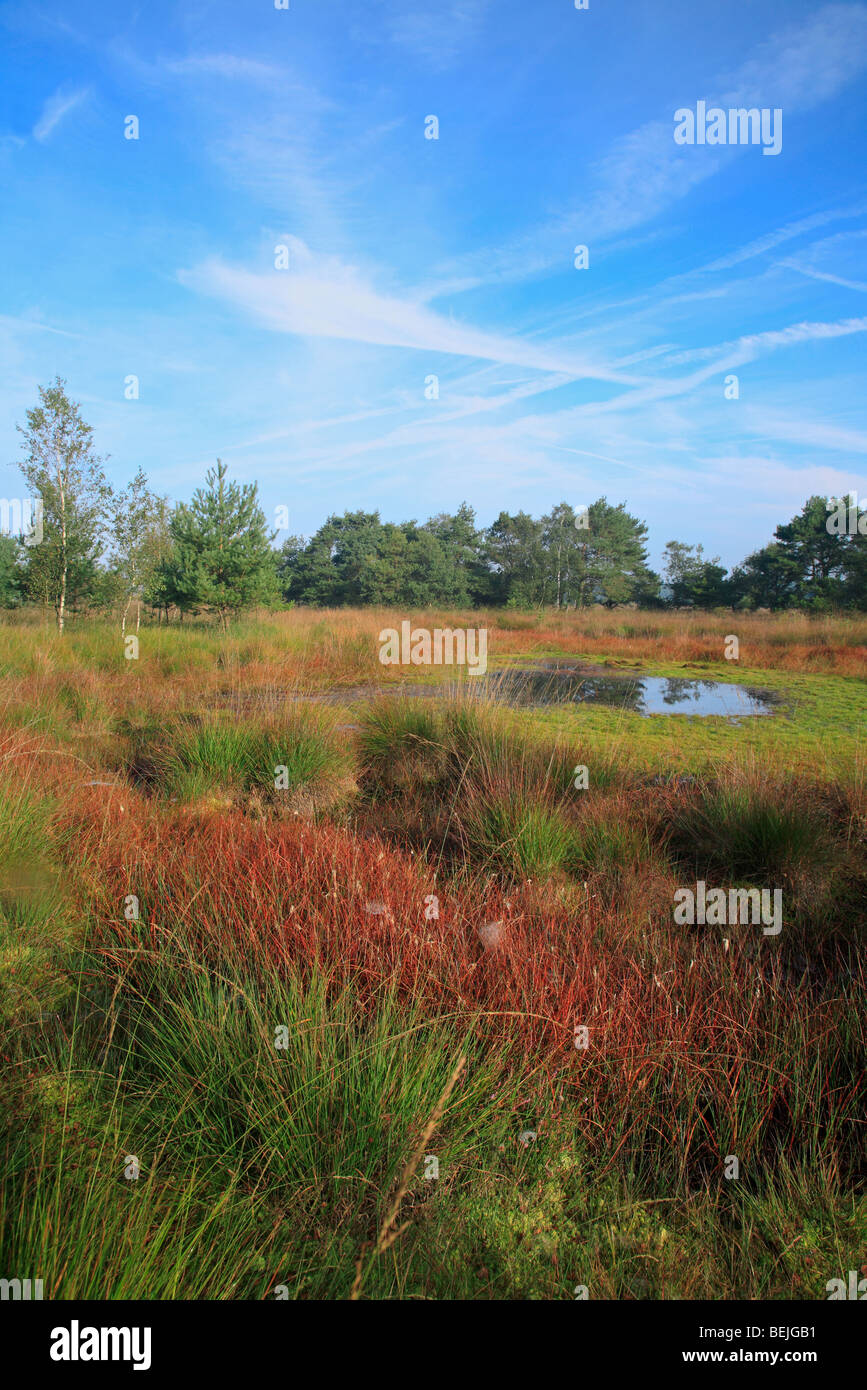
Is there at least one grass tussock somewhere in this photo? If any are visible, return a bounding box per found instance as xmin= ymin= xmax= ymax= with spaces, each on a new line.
xmin=114 ymin=707 xmax=356 ymax=817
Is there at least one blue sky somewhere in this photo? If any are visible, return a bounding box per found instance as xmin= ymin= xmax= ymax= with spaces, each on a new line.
xmin=1 ymin=0 xmax=866 ymax=571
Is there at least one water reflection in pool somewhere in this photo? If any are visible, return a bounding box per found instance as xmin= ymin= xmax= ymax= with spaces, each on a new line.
xmin=472 ymin=670 xmax=777 ymax=716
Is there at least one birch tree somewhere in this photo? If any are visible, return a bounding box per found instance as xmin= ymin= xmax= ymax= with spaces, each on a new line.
xmin=16 ymin=379 xmax=110 ymax=632
xmin=111 ymin=467 xmax=171 ymax=633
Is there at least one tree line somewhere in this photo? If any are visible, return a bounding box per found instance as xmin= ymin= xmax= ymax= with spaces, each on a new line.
xmin=2 ymin=380 xmax=865 ymax=629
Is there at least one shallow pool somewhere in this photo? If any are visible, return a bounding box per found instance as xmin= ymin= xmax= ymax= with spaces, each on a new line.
xmin=471 ymin=669 xmax=777 ymax=716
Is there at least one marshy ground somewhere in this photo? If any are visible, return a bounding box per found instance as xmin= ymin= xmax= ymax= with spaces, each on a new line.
xmin=0 ymin=607 xmax=864 ymax=1299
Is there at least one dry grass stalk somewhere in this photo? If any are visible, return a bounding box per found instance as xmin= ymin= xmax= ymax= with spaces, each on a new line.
xmin=349 ymin=1052 xmax=467 ymax=1299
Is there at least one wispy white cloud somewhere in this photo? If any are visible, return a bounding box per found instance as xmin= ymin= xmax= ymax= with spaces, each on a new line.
xmin=743 ymin=409 xmax=867 ymax=454
xmin=695 ymin=453 xmax=866 ymax=508
xmin=561 ymin=317 xmax=867 ymax=417
xmin=0 ymin=313 xmax=79 ymax=339
xmin=178 ymin=242 xmax=645 ymax=385
xmin=661 ymin=317 xmax=867 ymax=368
xmin=716 ymin=1 xmax=867 ymax=107
xmin=778 ymin=260 xmax=867 ymax=293
xmin=382 ymin=0 xmax=490 ymax=68
xmin=435 ymin=4 xmax=867 ymax=290
xmin=701 ymin=207 xmax=867 ymax=272
xmin=165 ymin=54 xmax=287 ymax=83
xmin=32 ymin=85 xmax=90 ymax=141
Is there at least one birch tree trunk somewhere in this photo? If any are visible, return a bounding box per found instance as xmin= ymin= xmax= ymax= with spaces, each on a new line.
xmin=57 ymin=454 xmax=67 ymax=634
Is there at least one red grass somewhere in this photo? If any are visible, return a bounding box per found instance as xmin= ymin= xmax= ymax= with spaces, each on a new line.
xmin=47 ymin=780 xmax=862 ymax=1177
xmin=1 ymin=708 xmax=859 ymax=1178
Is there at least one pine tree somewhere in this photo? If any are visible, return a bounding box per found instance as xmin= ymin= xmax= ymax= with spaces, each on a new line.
xmin=574 ymin=499 xmax=659 ymax=607
xmin=484 ymin=511 xmax=548 ymax=606
xmin=0 ymin=536 xmax=22 ymax=608
xmin=163 ymin=459 xmax=277 ymax=628
xmin=423 ymin=504 xmax=486 ymax=605
xmin=663 ymin=541 xmax=728 ymax=607
xmin=773 ymin=495 xmax=847 ymax=608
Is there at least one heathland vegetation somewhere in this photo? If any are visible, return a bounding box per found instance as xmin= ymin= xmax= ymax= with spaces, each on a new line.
xmin=0 ymin=379 xmax=864 ymax=1299
xmin=0 ymin=606 xmax=864 ymax=1298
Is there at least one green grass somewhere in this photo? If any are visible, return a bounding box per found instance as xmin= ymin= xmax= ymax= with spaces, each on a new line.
xmin=0 ymin=782 xmax=74 ymax=1028
xmin=157 ymin=718 xmax=336 ymax=801
xmin=6 ymin=935 xmax=861 ymax=1299
xmin=526 ymin=665 xmax=867 ymax=779
xmin=114 ymin=709 xmax=354 ymax=810
xmin=667 ymin=782 xmax=831 ymax=880
xmin=1 ymin=938 xmax=506 ymax=1298
xmin=463 ymin=799 xmax=577 ymax=877
xmin=567 ymin=814 xmax=656 ymax=880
